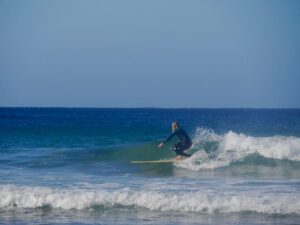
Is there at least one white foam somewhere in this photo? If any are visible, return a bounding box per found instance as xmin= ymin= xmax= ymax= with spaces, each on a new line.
xmin=0 ymin=184 xmax=299 ymax=215
xmin=176 ymin=128 xmax=300 ymax=171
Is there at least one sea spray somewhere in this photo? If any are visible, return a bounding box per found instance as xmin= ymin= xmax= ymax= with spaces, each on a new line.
xmin=177 ymin=128 xmax=300 ymax=171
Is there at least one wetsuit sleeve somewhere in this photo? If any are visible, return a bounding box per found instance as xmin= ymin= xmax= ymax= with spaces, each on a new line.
xmin=163 ymin=131 xmax=176 ymax=144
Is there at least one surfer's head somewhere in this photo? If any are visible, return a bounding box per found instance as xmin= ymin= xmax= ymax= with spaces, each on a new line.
xmin=172 ymin=121 xmax=179 ymax=132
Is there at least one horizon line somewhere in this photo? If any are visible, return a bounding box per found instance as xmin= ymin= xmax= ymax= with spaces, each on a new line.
xmin=0 ymin=106 xmax=300 ymax=110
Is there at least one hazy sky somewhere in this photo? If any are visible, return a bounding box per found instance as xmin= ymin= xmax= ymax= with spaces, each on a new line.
xmin=1 ymin=0 xmax=300 ymax=108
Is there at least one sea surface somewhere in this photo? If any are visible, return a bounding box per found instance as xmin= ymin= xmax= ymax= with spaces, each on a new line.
xmin=0 ymin=108 xmax=300 ymax=225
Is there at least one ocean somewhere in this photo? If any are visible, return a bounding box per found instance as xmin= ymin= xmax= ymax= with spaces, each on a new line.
xmin=0 ymin=108 xmax=300 ymax=225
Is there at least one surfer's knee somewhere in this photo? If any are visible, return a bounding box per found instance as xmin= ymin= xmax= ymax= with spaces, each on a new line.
xmin=173 ymin=148 xmax=183 ymax=156
xmin=172 ymin=144 xmax=179 ymax=151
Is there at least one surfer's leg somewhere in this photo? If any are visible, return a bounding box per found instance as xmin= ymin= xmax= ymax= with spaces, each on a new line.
xmin=173 ymin=142 xmax=191 ymax=157
xmin=181 ymin=142 xmax=192 ymax=157
xmin=179 ymin=142 xmax=191 ymax=157
xmin=172 ymin=143 xmax=181 ymax=155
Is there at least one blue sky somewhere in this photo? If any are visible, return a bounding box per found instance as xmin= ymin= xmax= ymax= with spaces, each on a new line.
xmin=1 ymin=0 xmax=300 ymax=108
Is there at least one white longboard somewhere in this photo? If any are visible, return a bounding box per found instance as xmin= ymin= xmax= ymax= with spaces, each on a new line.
xmin=130 ymin=158 xmax=185 ymax=164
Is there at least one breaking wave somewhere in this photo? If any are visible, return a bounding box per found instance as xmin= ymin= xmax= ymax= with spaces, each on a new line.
xmin=176 ymin=128 xmax=300 ymax=171
xmin=0 ymin=184 xmax=300 ymax=215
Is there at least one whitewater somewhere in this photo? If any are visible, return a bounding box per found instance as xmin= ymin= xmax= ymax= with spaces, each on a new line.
xmin=1 ymin=180 xmax=300 ymax=215
xmin=178 ymin=128 xmax=300 ymax=170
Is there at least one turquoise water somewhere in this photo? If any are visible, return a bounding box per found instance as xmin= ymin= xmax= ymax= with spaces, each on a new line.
xmin=1 ymin=108 xmax=300 ymax=224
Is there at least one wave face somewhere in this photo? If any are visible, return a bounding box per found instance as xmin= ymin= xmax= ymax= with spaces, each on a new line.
xmin=177 ymin=128 xmax=300 ymax=171
xmin=1 ymin=184 xmax=300 ymax=215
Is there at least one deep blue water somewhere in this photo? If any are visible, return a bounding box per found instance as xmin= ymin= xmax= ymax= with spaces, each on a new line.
xmin=1 ymin=108 xmax=300 ymax=225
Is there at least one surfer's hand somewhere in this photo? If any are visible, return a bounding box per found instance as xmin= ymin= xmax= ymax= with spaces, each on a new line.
xmin=158 ymin=143 xmax=164 ymax=148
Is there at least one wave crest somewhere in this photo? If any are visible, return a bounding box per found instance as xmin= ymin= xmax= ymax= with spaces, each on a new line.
xmin=0 ymin=184 xmax=300 ymax=215
xmin=176 ymin=128 xmax=300 ymax=171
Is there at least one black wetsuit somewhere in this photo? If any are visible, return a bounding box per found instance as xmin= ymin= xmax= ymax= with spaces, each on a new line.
xmin=164 ymin=128 xmax=192 ymax=157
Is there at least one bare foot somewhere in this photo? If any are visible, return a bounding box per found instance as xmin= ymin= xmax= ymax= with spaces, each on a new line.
xmin=176 ymin=156 xmax=182 ymax=160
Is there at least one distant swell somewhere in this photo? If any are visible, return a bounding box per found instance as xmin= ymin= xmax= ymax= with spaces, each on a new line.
xmin=176 ymin=128 xmax=300 ymax=171
xmin=0 ymin=184 xmax=300 ymax=215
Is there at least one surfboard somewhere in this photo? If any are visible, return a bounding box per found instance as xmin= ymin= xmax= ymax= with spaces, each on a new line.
xmin=130 ymin=158 xmax=185 ymax=164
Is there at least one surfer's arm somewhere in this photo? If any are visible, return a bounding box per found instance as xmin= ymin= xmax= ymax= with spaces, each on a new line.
xmin=158 ymin=132 xmax=176 ymax=148
xmin=163 ymin=132 xmax=176 ymax=144
xmin=158 ymin=129 xmax=178 ymax=148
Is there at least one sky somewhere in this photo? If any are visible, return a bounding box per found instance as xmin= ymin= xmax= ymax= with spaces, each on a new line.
xmin=0 ymin=0 xmax=300 ymax=108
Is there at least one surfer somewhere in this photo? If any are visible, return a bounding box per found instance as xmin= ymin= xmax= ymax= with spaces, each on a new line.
xmin=158 ymin=122 xmax=192 ymax=160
